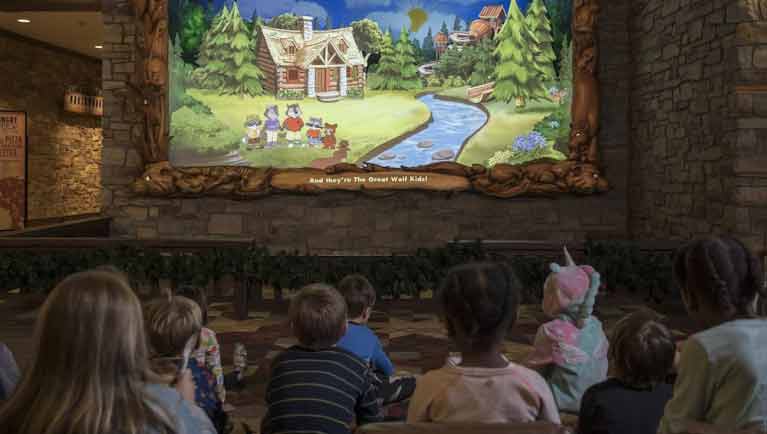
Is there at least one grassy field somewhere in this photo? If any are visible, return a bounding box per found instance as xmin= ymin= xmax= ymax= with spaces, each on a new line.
xmin=437 ymin=87 xmax=566 ymax=166
xmin=176 ymin=89 xmax=431 ymax=167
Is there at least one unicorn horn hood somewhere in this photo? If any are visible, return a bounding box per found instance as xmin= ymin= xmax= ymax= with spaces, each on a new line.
xmin=542 ymin=246 xmax=601 ymax=327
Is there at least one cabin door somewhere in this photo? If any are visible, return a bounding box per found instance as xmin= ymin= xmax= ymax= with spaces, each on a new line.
xmin=316 ymin=68 xmax=329 ymax=92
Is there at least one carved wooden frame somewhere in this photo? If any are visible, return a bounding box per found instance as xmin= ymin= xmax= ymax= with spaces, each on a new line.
xmin=127 ymin=0 xmax=607 ymax=198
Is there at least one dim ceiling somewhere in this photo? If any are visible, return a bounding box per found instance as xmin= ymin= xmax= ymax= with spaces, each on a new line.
xmin=0 ymin=1 xmax=103 ymax=58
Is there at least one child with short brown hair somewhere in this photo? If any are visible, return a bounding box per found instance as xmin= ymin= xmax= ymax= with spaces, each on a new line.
xmin=261 ymin=283 xmax=383 ymax=434
xmin=336 ymin=274 xmax=416 ymax=407
xmin=578 ymin=309 xmax=675 ymax=434
xmin=145 ymin=295 xmax=227 ymax=433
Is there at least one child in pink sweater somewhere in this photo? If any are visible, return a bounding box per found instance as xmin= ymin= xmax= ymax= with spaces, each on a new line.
xmin=407 ymin=262 xmax=561 ymax=425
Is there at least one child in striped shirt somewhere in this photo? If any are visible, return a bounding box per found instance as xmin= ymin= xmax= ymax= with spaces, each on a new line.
xmin=261 ymin=284 xmax=383 ymax=434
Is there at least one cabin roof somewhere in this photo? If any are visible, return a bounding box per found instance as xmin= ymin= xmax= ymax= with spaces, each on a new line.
xmin=479 ymin=5 xmax=507 ymax=19
xmin=260 ymin=26 xmax=365 ymax=68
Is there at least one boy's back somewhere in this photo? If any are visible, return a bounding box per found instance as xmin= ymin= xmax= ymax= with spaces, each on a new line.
xmin=337 ymin=322 xmax=393 ymax=376
xmin=262 ymin=346 xmax=383 ymax=434
xmin=579 ymin=378 xmax=672 ymax=434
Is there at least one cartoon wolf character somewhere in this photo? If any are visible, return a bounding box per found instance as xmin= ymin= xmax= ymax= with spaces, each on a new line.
xmin=306 ymin=117 xmax=323 ymax=147
xmin=264 ymin=105 xmax=280 ymax=148
xmin=282 ymin=104 xmax=305 ymax=147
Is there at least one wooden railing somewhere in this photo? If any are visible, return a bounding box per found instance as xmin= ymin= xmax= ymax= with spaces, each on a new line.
xmin=467 ymin=81 xmax=495 ymax=103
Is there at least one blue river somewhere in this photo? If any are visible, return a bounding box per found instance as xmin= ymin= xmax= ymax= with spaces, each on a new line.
xmin=365 ymin=94 xmax=488 ymax=167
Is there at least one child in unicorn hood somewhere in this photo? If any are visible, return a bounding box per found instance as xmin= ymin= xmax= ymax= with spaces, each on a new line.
xmin=525 ymin=247 xmax=608 ymax=413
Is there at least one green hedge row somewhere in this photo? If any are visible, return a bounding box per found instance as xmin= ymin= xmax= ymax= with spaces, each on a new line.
xmin=0 ymin=241 xmax=675 ymax=303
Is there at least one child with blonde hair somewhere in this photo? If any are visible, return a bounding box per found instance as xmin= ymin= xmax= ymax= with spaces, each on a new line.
xmin=408 ymin=262 xmax=560 ymax=424
xmin=525 ymin=247 xmax=608 ymax=413
xmin=0 ymin=270 xmax=214 ymax=434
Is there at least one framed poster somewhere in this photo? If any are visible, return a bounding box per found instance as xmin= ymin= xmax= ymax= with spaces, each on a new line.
xmin=0 ymin=110 xmax=27 ymax=231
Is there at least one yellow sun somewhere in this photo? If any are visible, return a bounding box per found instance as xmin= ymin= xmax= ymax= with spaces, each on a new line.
xmin=407 ymin=7 xmax=428 ymax=33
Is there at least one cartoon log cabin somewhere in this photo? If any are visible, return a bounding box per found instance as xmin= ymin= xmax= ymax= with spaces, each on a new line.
xmin=256 ymin=16 xmax=367 ymax=100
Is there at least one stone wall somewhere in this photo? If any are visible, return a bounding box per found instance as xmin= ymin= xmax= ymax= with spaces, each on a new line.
xmin=730 ymin=1 xmax=767 ymax=254
xmin=629 ymin=0 xmax=736 ymax=241
xmin=0 ymin=31 xmax=102 ymax=221
xmin=101 ymin=1 xmax=632 ymax=253
xmin=629 ymin=0 xmax=766 ymax=255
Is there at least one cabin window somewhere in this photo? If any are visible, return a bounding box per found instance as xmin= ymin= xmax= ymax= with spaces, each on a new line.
xmin=287 ymin=68 xmax=300 ymax=83
xmin=347 ymin=66 xmax=358 ymax=80
xmin=287 ymin=45 xmax=296 ymax=55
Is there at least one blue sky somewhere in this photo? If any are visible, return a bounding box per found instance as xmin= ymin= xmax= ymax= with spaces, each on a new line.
xmin=193 ymin=0 xmax=533 ymax=41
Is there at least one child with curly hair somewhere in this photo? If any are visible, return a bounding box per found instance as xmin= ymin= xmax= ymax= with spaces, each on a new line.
xmin=658 ymin=236 xmax=767 ymax=434
xmin=407 ymin=262 xmax=560 ymax=424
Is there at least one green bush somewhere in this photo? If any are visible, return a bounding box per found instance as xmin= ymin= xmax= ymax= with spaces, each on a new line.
xmin=277 ymin=89 xmax=305 ymax=100
xmin=170 ymin=106 xmax=241 ymax=154
xmin=425 ymin=75 xmax=443 ymax=88
xmin=533 ymin=102 xmax=571 ymax=151
xmin=180 ymin=94 xmax=213 ymax=116
xmin=0 ymin=241 xmax=676 ymax=304
xmin=346 ymin=87 xmax=364 ymax=98
xmin=443 ymin=76 xmax=466 ymax=88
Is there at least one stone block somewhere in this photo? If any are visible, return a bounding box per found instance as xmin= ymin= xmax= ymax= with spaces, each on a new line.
xmin=102 ymin=147 xmax=126 ymax=166
xmin=179 ymin=200 xmax=198 ymax=216
xmin=738 ymin=118 xmax=767 ymax=129
xmin=735 ymin=187 xmax=767 ymax=206
xmin=137 ymin=226 xmax=158 ymax=239
xmin=208 ymin=214 xmax=244 ymax=235
xmin=754 ymin=47 xmax=767 ymax=69
xmin=158 ymin=219 xmax=186 ymax=235
xmin=123 ymin=206 xmax=148 ymax=221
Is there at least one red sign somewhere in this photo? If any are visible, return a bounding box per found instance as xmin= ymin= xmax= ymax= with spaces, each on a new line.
xmin=0 ymin=111 xmax=26 ymax=230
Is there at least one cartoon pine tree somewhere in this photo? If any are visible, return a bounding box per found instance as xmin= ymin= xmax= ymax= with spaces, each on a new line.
xmin=525 ymin=0 xmax=557 ymax=83
xmin=411 ymin=36 xmax=423 ymax=63
xmin=469 ymin=38 xmax=497 ymax=86
xmin=396 ymin=27 xmax=422 ymax=90
xmin=194 ymin=2 xmax=263 ymax=97
xmin=372 ymin=31 xmax=401 ymax=90
xmin=440 ymin=21 xmax=449 ymax=35
xmin=422 ymin=27 xmax=435 ymax=61
xmin=195 ymin=4 xmax=228 ymax=85
xmin=559 ymin=35 xmax=572 ymax=85
xmin=453 ymin=16 xmax=462 ymax=32
xmin=493 ymin=0 xmax=545 ymax=106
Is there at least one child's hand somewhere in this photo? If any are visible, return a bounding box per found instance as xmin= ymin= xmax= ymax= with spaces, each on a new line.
xmin=176 ymin=369 xmax=196 ymax=402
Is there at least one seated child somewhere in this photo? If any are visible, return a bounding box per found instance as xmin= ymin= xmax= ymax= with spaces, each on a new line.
xmin=145 ymin=295 xmax=228 ymax=433
xmin=177 ymin=285 xmax=226 ymax=404
xmin=336 ymin=274 xmax=416 ymax=406
xmin=407 ymin=262 xmax=561 ymax=424
xmin=0 ymin=343 xmax=20 ymax=401
xmin=525 ymin=247 xmax=608 ymax=413
xmin=578 ymin=309 xmax=675 ymax=434
xmin=658 ymin=236 xmax=767 ymax=433
xmin=261 ymin=284 xmax=383 ymax=434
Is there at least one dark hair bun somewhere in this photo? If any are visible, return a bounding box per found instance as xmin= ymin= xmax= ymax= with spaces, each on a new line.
xmin=439 ymin=262 xmax=521 ymax=350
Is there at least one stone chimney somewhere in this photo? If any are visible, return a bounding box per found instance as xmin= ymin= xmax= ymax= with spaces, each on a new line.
xmin=302 ymin=16 xmax=313 ymax=41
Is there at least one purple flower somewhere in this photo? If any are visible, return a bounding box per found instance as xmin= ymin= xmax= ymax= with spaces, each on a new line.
xmin=512 ymin=132 xmax=547 ymax=153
